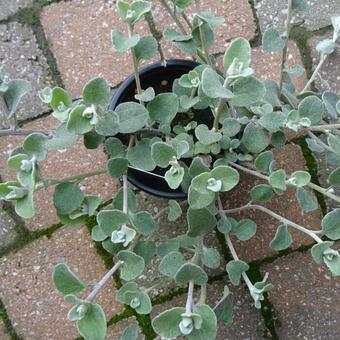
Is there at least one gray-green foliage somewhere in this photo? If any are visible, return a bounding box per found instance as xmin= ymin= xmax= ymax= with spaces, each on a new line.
xmin=1 ymin=2 xmax=340 ymax=340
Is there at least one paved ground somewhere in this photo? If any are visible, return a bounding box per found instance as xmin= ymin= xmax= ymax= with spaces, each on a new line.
xmin=0 ymin=0 xmax=339 ymax=339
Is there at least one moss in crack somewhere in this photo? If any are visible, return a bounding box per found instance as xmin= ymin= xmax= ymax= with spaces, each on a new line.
xmin=107 ymin=307 xmax=135 ymax=327
xmin=247 ymin=0 xmax=262 ymax=47
xmin=215 ymin=228 xmax=232 ymax=263
xmin=246 ymin=263 xmax=279 ymax=340
xmin=3 ymin=5 xmax=63 ymax=88
xmin=0 ymin=298 xmax=22 ymax=340
xmin=135 ymin=312 xmax=156 ymax=340
xmin=292 ymin=136 xmax=327 ymax=215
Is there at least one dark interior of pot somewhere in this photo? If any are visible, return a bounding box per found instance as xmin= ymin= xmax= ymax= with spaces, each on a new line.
xmin=109 ymin=59 xmax=213 ymax=199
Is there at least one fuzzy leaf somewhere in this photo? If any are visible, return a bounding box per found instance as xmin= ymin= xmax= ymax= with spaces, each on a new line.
xmin=135 ymin=87 xmax=155 ymax=102
xmin=147 ymin=93 xmax=179 ymax=125
xmin=298 ymin=95 xmax=323 ymax=125
xmin=131 ymin=211 xmax=155 ymax=236
xmin=83 ymin=77 xmax=111 ymax=107
xmin=195 ymin=124 xmax=222 ymax=145
xmin=95 ymin=111 xmax=120 ymax=136
xmin=255 ymin=151 xmax=274 ymax=173
xmin=231 ymin=219 xmax=257 ymax=241
xmin=121 ymin=324 xmax=139 ymax=340
xmin=187 ymin=207 xmax=217 ymax=237
xmin=97 ymin=209 xmax=129 ymax=235
xmin=112 ymin=29 xmax=140 ymax=52
xmin=295 ymin=187 xmax=318 ymax=212
xmin=77 ymin=303 xmax=106 ymax=340
xmin=269 ymin=169 xmax=287 ymax=191
xmin=202 ymin=247 xmax=220 ymax=269
xmin=159 ymin=251 xmax=186 ymax=278
xmin=262 ymin=28 xmax=285 ymax=52
xmin=270 ymin=225 xmax=293 ymax=251
xmin=226 ymin=260 xmax=249 ymax=285
xmin=117 ymin=0 xmax=151 ymax=25
xmin=251 ymin=184 xmax=273 ymax=201
xmin=53 ymin=263 xmax=86 ymax=295
xmin=329 ymin=167 xmax=340 ymax=188
xmin=323 ymin=91 xmax=339 ymax=118
xmin=168 ymin=200 xmax=182 ymax=221
xmin=134 ymin=240 xmax=156 ymax=266
xmin=214 ymin=288 xmax=233 ymax=324
xmin=151 ymin=142 xmax=177 ymax=168
xmin=115 ymin=102 xmax=148 ymax=133
xmin=223 ymin=37 xmax=251 ymax=70
xmin=105 ymin=137 xmax=125 ymax=158
xmin=127 ymin=139 xmax=156 ymax=171
xmin=152 ymin=307 xmax=185 ymax=339
xmin=53 ymin=182 xmax=84 ymax=215
xmin=67 ymin=105 xmax=93 ymax=135
xmin=107 ymin=157 xmax=128 ymax=178
xmin=201 ymin=68 xmax=234 ymax=99
xmin=241 ymin=122 xmax=270 ymax=153
xmin=117 ymin=250 xmax=145 ymax=281
xmin=188 ymin=304 xmax=217 ymax=340
xmin=175 ymin=263 xmax=208 ymax=285
xmin=135 ymin=36 xmax=158 ymax=61
xmin=322 ymin=209 xmax=340 ymax=240
xmin=231 ymin=77 xmax=265 ymax=107
xmin=23 ymin=133 xmax=48 ymax=161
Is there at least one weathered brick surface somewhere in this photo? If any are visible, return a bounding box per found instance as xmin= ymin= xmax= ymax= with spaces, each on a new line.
xmin=0 ymin=115 xmax=118 ymax=231
xmin=221 ymin=143 xmax=322 ymax=262
xmin=151 ymin=280 xmax=269 ymax=339
xmin=255 ymin=0 xmax=340 ymax=31
xmin=309 ymin=32 xmax=340 ymax=93
xmin=0 ymin=202 xmax=20 ymax=252
xmin=261 ymin=249 xmax=340 ymax=339
xmin=0 ymin=227 xmax=122 ymax=340
xmin=41 ymin=0 xmax=255 ymax=96
xmin=0 ymin=320 xmax=10 ymax=340
xmin=0 ymin=0 xmax=33 ymax=21
xmin=0 ymin=23 xmax=53 ymax=126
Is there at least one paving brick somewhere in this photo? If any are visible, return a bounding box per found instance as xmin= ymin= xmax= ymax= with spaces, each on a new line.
xmin=220 ymin=143 xmax=322 ymax=262
xmin=0 ymin=115 xmax=119 ymax=231
xmin=261 ymin=248 xmax=340 ymax=339
xmin=134 ymin=191 xmax=226 ymax=297
xmin=0 ymin=0 xmax=33 ymax=21
xmin=0 ymin=320 xmax=10 ymax=340
xmin=0 ymin=202 xmax=20 ymax=252
xmin=106 ymin=317 xmax=144 ymax=340
xmin=0 ymin=226 xmax=122 ymax=340
xmin=255 ymin=0 xmax=340 ymax=32
xmin=41 ymin=0 xmax=255 ymax=96
xmin=0 ymin=22 xmax=53 ymax=126
xmin=309 ymin=32 xmax=340 ymax=93
xmin=151 ymin=280 xmax=268 ymax=339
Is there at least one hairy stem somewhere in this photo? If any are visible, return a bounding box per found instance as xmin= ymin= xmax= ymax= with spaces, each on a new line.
xmin=228 ymin=160 xmax=340 ymax=205
xmin=122 ymin=175 xmax=128 ymax=214
xmin=87 ymin=260 xmax=124 ymax=302
xmin=308 ymin=124 xmax=340 ymax=132
xmin=279 ymin=0 xmax=293 ymax=92
xmin=157 ymin=0 xmax=188 ymax=34
xmin=185 ymin=280 xmax=194 ymax=314
xmin=300 ymin=54 xmax=327 ymax=94
xmin=220 ymin=203 xmax=323 ymax=243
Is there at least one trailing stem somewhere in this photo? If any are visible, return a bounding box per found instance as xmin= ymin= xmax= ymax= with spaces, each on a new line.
xmin=220 ymin=202 xmax=323 ymax=242
xmin=185 ymin=281 xmax=194 ymax=314
xmin=213 ymin=78 xmax=230 ymax=130
xmin=228 ymin=160 xmax=340 ymax=205
xmin=279 ymin=0 xmax=293 ymax=92
xmin=0 ymin=129 xmax=52 ymax=137
xmin=86 ymin=260 xmax=124 ymax=302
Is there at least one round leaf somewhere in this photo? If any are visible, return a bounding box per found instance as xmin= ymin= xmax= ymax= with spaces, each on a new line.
xmin=117 ymin=250 xmax=145 ymax=281
xmin=231 ymin=219 xmax=257 ymax=241
xmin=53 ymin=263 xmax=86 ymax=295
xmin=231 ymin=77 xmax=265 ymax=107
xmin=151 ymin=142 xmax=176 ymax=168
xmin=270 ymin=225 xmax=293 ymax=251
xmin=298 ymin=95 xmax=323 ymax=125
xmin=175 ymin=263 xmax=208 ymax=285
xmin=250 ymin=184 xmax=273 ymax=201
xmin=322 ymin=209 xmax=340 ymax=240
xmin=83 ymin=77 xmax=111 ymax=107
xmin=159 ymin=251 xmax=186 ymax=278
xmin=262 ymin=27 xmax=285 ymax=52
xmin=116 ymin=102 xmax=148 ymax=133
xmin=147 ymin=93 xmax=179 ymax=124
xmin=53 ymin=182 xmax=84 ymax=215
xmin=152 ymin=307 xmax=185 ymax=339
xmin=107 ymin=157 xmax=128 ymax=178
xmin=131 ymin=211 xmax=156 ymax=236
xmin=226 ymin=260 xmax=249 ymax=285
xmin=187 ymin=207 xmax=217 ymax=237
xmin=223 ymin=37 xmax=251 ymax=70
xmin=241 ymin=122 xmax=270 ymax=154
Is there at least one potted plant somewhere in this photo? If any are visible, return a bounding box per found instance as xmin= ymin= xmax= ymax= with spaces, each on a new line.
xmin=0 ymin=0 xmax=340 ymax=339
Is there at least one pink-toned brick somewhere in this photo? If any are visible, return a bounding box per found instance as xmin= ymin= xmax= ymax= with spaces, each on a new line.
xmin=0 ymin=227 xmax=122 ymax=340
xmin=41 ymin=0 xmax=256 ymax=96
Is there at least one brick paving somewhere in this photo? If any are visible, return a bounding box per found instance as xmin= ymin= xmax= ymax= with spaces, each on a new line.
xmin=0 ymin=0 xmax=339 ymax=339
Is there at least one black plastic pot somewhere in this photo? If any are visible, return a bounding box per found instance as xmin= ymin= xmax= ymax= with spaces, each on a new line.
xmin=109 ymin=59 xmax=212 ymax=199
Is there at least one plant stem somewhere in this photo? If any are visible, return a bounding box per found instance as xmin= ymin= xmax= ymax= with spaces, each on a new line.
xmin=300 ymin=54 xmax=327 ymax=94
xmin=0 ymin=129 xmax=52 ymax=137
xmin=307 ymin=131 xmax=334 ymax=153
xmin=213 ymin=78 xmax=230 ymax=130
xmin=87 ymin=260 xmax=124 ymax=302
xmin=308 ymin=124 xmax=340 ymax=132
xmin=228 ymin=160 xmax=340 ymax=205
xmin=220 ymin=203 xmax=323 ymax=243
xmin=41 ymin=169 xmax=107 ymax=187
xmin=185 ymin=280 xmax=194 ymax=314
xmin=122 ymin=175 xmax=128 ymax=214
xmin=279 ymin=0 xmax=293 ymax=92
xmin=157 ymin=0 xmax=188 ymax=34
xmin=181 ymin=12 xmax=193 ymax=30
xmin=199 ymin=283 xmax=207 ymax=304
xmin=128 ymin=24 xmax=143 ymax=104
